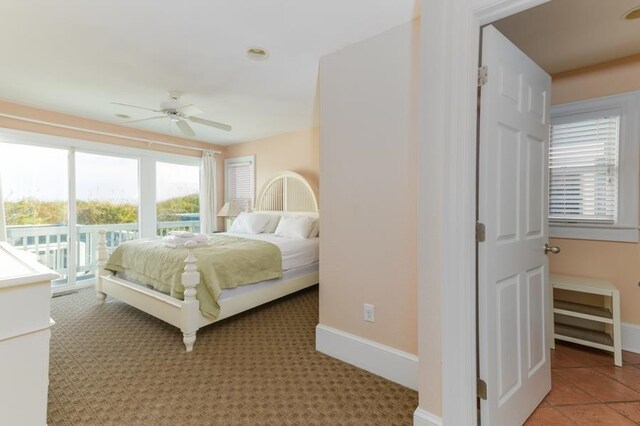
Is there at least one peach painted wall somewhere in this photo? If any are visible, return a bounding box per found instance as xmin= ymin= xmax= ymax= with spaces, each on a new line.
xmin=223 ymin=128 xmax=319 ymax=201
xmin=319 ymin=20 xmax=419 ymax=355
xmin=552 ymin=54 xmax=640 ymax=105
xmin=550 ymin=54 xmax=640 ymax=325
xmin=0 ymin=99 xmax=226 ymax=225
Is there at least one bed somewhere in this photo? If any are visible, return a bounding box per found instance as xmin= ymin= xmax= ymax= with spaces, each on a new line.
xmin=95 ymin=171 xmax=319 ymax=351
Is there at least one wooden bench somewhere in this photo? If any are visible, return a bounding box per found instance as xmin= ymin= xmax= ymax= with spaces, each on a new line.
xmin=551 ymin=274 xmax=622 ymax=367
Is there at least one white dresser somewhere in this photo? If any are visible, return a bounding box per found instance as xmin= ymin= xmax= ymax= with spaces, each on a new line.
xmin=0 ymin=242 xmax=58 ymax=425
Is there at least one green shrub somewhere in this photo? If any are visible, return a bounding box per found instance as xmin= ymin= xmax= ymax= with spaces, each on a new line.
xmin=76 ymin=200 xmax=138 ymax=225
xmin=157 ymin=194 xmax=199 ymax=221
xmin=4 ymin=194 xmax=199 ymax=226
xmin=4 ymin=198 xmax=67 ymax=225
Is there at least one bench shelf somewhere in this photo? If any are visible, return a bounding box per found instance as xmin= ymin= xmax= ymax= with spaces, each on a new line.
xmin=551 ymin=274 xmax=622 ymax=367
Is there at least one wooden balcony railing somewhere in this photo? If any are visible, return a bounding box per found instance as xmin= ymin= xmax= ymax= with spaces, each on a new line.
xmin=5 ymin=221 xmax=200 ymax=283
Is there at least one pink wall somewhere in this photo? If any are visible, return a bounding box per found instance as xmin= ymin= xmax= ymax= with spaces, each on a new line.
xmin=223 ymin=128 xmax=319 ymax=201
xmin=319 ymin=20 xmax=419 ymax=355
xmin=550 ymin=54 xmax=640 ymax=325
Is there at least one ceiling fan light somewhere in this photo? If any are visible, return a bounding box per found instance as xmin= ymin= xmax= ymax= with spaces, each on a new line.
xmin=623 ymin=6 xmax=640 ymax=19
xmin=167 ymin=112 xmax=181 ymax=122
xmin=246 ymin=47 xmax=270 ymax=61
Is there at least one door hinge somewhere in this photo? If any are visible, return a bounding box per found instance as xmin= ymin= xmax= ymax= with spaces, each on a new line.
xmin=477 ymin=378 xmax=488 ymax=400
xmin=478 ymin=66 xmax=488 ymax=86
xmin=476 ymin=222 xmax=486 ymax=242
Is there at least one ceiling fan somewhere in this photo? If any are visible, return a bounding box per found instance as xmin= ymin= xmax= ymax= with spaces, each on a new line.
xmin=112 ymin=92 xmax=232 ymax=137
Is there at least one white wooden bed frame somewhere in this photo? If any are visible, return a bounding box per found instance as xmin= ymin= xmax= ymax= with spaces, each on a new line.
xmin=95 ymin=171 xmax=319 ymax=351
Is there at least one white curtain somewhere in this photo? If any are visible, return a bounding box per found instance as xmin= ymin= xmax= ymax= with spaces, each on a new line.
xmin=199 ymin=150 xmax=218 ymax=233
xmin=0 ymin=171 xmax=6 ymax=241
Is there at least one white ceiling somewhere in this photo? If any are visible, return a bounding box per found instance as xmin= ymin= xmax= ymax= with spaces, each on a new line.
xmin=494 ymin=0 xmax=640 ymax=75
xmin=0 ymin=0 xmax=418 ymax=145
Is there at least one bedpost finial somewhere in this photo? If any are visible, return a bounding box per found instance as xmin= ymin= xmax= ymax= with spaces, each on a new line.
xmin=184 ymin=240 xmax=198 ymax=250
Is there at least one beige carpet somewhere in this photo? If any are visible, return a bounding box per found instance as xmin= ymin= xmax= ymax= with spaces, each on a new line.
xmin=48 ymin=286 xmax=418 ymax=425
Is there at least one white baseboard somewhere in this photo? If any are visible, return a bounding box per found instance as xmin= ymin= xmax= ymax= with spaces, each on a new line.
xmin=315 ymin=324 xmax=419 ymax=390
xmin=413 ymin=407 xmax=443 ymax=426
xmin=622 ymin=322 xmax=640 ymax=354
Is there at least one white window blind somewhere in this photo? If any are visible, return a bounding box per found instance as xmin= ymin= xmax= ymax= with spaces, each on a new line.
xmin=227 ymin=160 xmax=254 ymax=211
xmin=549 ymin=115 xmax=620 ymax=223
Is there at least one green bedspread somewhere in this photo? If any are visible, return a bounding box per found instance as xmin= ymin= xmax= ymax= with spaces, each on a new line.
xmin=104 ymin=235 xmax=283 ymax=319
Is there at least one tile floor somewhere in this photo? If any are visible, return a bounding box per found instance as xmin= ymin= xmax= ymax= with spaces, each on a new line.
xmin=526 ymin=342 xmax=640 ymax=425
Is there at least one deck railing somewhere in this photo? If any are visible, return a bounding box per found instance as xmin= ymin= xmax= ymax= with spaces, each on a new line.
xmin=6 ymin=220 xmax=200 ymax=283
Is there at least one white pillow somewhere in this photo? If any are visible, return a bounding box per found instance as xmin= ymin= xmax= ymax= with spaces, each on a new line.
xmin=308 ymin=219 xmax=319 ymax=238
xmin=274 ymin=215 xmax=315 ymax=239
xmin=228 ymin=212 xmax=271 ymax=234
xmin=262 ymin=215 xmax=282 ymax=233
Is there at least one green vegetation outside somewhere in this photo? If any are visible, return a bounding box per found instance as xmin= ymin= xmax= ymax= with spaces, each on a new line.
xmin=4 ymin=194 xmax=199 ymax=226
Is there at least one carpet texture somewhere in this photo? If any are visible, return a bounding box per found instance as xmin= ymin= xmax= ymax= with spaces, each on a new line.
xmin=48 ymin=286 xmax=418 ymax=425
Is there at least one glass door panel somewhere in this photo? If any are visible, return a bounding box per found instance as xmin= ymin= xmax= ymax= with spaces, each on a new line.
xmin=0 ymin=142 xmax=69 ymax=285
xmin=75 ymin=152 xmax=139 ymax=281
xmin=156 ymin=162 xmax=200 ymax=235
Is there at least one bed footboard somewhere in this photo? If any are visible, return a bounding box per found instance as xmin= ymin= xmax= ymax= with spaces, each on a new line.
xmin=94 ymin=232 xmax=203 ymax=352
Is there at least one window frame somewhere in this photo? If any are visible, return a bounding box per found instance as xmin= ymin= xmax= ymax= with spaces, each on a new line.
xmin=224 ymin=155 xmax=255 ymax=212
xmin=0 ymin=127 xmax=201 ymax=292
xmin=550 ymin=91 xmax=640 ymax=242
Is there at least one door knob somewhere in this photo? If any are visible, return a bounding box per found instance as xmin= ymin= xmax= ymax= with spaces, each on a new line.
xmin=544 ymin=243 xmax=560 ymax=255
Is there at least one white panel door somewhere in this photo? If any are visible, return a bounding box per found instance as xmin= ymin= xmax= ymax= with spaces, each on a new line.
xmin=478 ymin=25 xmax=552 ymax=426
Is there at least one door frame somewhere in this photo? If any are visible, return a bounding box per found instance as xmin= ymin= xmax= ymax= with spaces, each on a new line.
xmin=417 ymin=0 xmax=551 ymax=424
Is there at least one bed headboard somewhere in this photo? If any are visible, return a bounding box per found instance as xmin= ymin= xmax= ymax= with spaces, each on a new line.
xmin=255 ymin=171 xmax=318 ymax=215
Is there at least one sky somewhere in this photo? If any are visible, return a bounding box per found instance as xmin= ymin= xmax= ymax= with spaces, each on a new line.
xmin=0 ymin=143 xmax=199 ymax=203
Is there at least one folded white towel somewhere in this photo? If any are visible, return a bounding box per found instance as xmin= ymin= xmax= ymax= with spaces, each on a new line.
xmin=162 ymin=233 xmax=208 ymax=243
xmin=162 ymin=240 xmax=208 ymax=249
xmin=170 ymin=231 xmax=196 ymax=238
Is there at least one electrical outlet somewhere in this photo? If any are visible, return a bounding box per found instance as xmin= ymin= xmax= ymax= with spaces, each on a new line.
xmin=364 ymin=304 xmax=375 ymax=323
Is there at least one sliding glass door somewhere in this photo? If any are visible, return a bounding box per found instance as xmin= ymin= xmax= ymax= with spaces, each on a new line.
xmin=156 ymin=161 xmax=200 ymax=235
xmin=75 ymin=152 xmax=139 ymax=282
xmin=0 ymin=143 xmax=69 ymax=285
xmin=0 ymin=136 xmax=201 ymax=291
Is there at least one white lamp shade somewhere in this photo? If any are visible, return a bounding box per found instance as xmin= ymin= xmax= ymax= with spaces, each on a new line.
xmin=217 ymin=201 xmax=241 ymax=217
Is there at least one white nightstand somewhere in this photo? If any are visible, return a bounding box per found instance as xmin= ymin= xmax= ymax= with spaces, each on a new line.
xmin=551 ymin=273 xmax=622 ymax=367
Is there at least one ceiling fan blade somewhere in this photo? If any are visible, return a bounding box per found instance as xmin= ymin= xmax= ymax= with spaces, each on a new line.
xmin=189 ymin=116 xmax=232 ymax=132
xmin=111 ymin=102 xmax=162 ymax=113
xmin=124 ymin=115 xmax=166 ymax=124
xmin=176 ymin=120 xmax=196 ymax=137
xmin=177 ymin=104 xmax=203 ymax=117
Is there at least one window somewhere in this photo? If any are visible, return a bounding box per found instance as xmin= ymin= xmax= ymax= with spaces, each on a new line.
xmin=549 ymin=114 xmax=619 ymax=223
xmin=549 ymin=92 xmax=639 ymax=242
xmin=225 ymin=156 xmax=255 ymax=211
xmin=75 ymin=152 xmax=139 ymax=281
xmin=0 ymin=143 xmax=69 ymax=285
xmin=0 ymin=128 xmax=201 ymax=292
xmin=156 ymin=162 xmax=200 ymax=235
